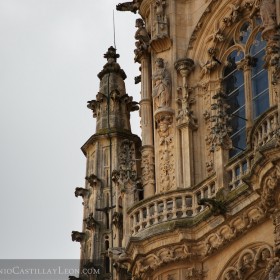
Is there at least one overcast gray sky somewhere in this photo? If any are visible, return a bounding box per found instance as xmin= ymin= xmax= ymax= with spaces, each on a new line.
xmin=0 ymin=0 xmax=140 ymax=259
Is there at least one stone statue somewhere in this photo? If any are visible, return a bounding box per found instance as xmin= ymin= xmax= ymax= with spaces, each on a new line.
xmin=134 ymin=18 xmax=150 ymax=62
xmin=152 ymin=58 xmax=171 ymax=109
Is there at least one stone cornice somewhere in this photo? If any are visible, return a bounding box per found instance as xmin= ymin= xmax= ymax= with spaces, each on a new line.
xmin=81 ymin=131 xmax=142 ymax=156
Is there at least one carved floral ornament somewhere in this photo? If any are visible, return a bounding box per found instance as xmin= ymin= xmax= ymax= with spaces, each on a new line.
xmin=155 ymin=112 xmax=175 ymax=192
xmin=112 ymin=139 xmax=139 ymax=193
xmin=175 ymin=58 xmax=197 ymax=128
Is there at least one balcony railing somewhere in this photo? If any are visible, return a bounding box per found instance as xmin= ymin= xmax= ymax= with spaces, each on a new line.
xmin=227 ymin=106 xmax=279 ymax=190
xmin=128 ymin=176 xmax=217 ymax=236
xmin=251 ymin=106 xmax=279 ymax=150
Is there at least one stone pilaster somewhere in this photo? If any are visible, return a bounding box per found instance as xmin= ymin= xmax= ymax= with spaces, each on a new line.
xmin=175 ymin=58 xmax=196 ymax=188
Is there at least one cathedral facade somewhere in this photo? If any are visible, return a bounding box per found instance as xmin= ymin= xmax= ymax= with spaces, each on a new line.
xmin=71 ymin=0 xmax=280 ymax=279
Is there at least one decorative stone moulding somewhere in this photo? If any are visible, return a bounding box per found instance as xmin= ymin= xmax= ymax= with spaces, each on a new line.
xmin=154 ymin=107 xmax=174 ymax=121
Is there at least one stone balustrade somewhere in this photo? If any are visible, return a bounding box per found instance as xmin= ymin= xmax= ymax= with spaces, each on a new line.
xmin=128 ymin=178 xmax=217 ymax=235
xmin=251 ymin=106 xmax=279 ymax=150
xmin=227 ymin=106 xmax=279 ymax=191
xmin=226 ymin=152 xmax=254 ymax=190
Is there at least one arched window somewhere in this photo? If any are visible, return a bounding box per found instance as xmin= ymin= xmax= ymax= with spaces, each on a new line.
xmin=223 ymin=19 xmax=269 ymax=158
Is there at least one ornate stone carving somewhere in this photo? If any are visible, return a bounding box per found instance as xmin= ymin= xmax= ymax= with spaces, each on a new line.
xmin=112 ymin=139 xmax=138 ymax=196
xmin=134 ymin=19 xmax=150 ymax=63
xmin=206 ymin=21 xmax=225 ymax=43
xmin=237 ymin=55 xmax=257 ymax=71
xmin=156 ymin=113 xmax=175 ymax=192
xmin=175 ymin=58 xmax=197 ymax=128
xmin=200 ymin=48 xmax=220 ymax=77
xmin=112 ymin=211 xmax=123 ymax=228
xmin=84 ymin=213 xmax=99 ymax=231
xmin=71 ymin=231 xmax=85 ymax=242
xmin=141 ymin=147 xmax=155 ymax=193
xmin=198 ymin=197 xmax=227 ymax=216
xmin=219 ymin=243 xmax=274 ymax=280
xmin=250 ymin=0 xmax=277 ymax=40
xmin=223 ymin=0 xmax=242 ymax=26
xmin=185 ymin=267 xmax=204 ymax=280
xmin=75 ymin=187 xmax=89 ymax=198
xmin=85 ymin=174 xmax=100 ymax=188
xmin=152 ymin=58 xmax=171 ymax=111
xmin=150 ymin=0 xmax=172 ymax=53
xmin=237 ymin=250 xmax=255 ymax=278
xmin=265 ymin=41 xmax=280 ymax=85
xmin=268 ymin=261 xmax=280 ymax=280
xmin=222 ymin=268 xmax=239 ymax=280
xmin=116 ymin=0 xmax=142 ymax=13
xmin=98 ymin=46 xmax=126 ymax=80
xmin=259 ymin=165 xmax=280 ymax=213
xmin=209 ymin=91 xmax=232 ymax=151
xmin=272 ymin=210 xmax=280 ymax=257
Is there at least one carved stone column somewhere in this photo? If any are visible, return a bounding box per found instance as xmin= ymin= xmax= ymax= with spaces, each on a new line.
xmin=152 ymin=57 xmax=175 ymax=193
xmin=134 ymin=18 xmax=155 ymax=198
xmin=175 ymin=58 xmax=196 ymax=188
xmin=210 ymin=92 xmax=232 ymax=190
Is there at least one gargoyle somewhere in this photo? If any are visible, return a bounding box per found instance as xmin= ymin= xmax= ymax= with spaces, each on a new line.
xmin=116 ymin=0 xmax=142 ymax=13
xmin=198 ymin=198 xmax=227 ymax=216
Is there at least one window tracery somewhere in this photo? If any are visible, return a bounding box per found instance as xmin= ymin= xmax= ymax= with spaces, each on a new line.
xmin=222 ymin=18 xmax=269 ymax=157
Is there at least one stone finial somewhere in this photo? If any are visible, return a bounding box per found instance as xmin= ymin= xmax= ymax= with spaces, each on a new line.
xmin=71 ymin=231 xmax=85 ymax=242
xmin=97 ymin=46 xmax=126 ymax=80
xmin=104 ymin=46 xmax=119 ymax=62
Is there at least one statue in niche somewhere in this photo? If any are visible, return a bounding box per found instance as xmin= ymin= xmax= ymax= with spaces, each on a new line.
xmin=152 ymin=58 xmax=171 ymax=109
